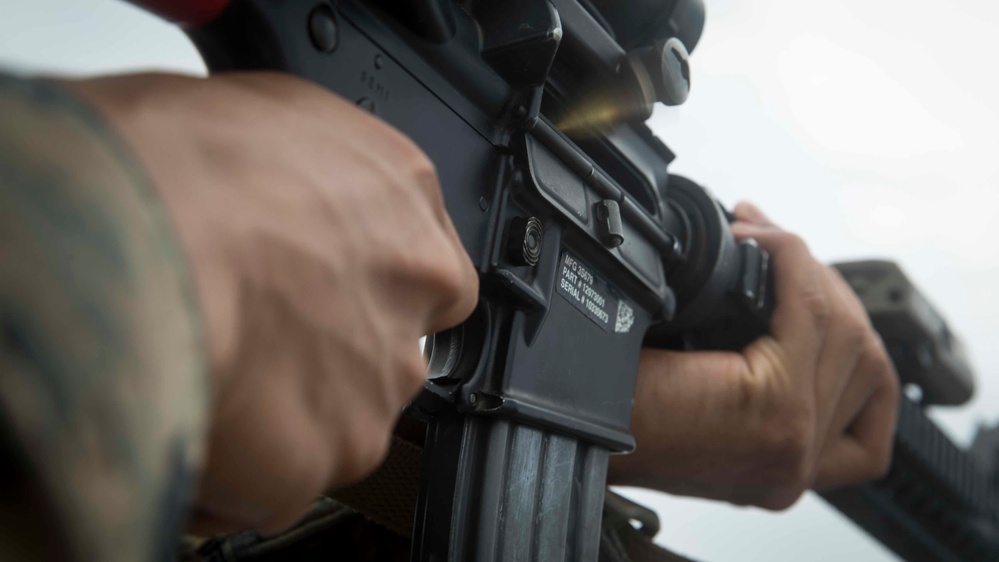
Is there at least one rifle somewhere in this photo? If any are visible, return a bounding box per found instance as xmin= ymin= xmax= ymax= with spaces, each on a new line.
xmin=144 ymin=1 xmax=998 ymax=560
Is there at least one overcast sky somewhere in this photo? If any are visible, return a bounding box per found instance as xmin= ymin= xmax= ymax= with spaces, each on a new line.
xmin=1 ymin=1 xmax=996 ymax=561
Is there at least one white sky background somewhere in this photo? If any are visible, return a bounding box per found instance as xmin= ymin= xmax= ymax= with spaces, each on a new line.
xmin=1 ymin=1 xmax=997 ymax=561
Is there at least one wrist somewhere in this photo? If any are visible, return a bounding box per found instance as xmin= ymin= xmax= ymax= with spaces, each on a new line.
xmin=65 ymin=74 xmax=240 ymax=388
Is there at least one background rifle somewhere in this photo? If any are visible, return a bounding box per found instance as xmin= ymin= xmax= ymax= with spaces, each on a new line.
xmin=144 ymin=1 xmax=998 ymax=560
xmin=822 ymin=260 xmax=999 ymax=562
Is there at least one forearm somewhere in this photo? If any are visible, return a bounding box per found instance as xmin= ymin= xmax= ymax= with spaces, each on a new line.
xmin=0 ymin=76 xmax=208 ymax=561
xmin=608 ymin=348 xmax=771 ymax=490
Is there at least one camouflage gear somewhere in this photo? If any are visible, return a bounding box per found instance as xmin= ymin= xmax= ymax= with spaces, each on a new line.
xmin=0 ymin=76 xmax=208 ymax=562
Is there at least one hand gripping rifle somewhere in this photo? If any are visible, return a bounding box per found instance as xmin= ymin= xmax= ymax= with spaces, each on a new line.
xmin=141 ymin=1 xmax=998 ymax=560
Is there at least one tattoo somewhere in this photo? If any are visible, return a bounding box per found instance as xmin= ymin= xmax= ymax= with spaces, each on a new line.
xmin=0 ymin=76 xmax=207 ymax=562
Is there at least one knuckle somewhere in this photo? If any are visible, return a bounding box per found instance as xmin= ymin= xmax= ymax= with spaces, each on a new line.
xmin=858 ymin=354 xmax=898 ymax=485
xmin=409 ymin=149 xmax=439 ymax=182
xmin=362 ymin=432 xmax=392 ymax=473
xmin=338 ymin=423 xmax=392 ymax=485
xmin=829 ymin=268 xmax=869 ymax=321
xmin=400 ymin=354 xmax=428 ymax=397
xmin=804 ymin=289 xmax=832 ymax=335
xmin=774 ymin=231 xmax=808 ymax=255
xmin=373 ymin=124 xmax=442 ymax=198
xmin=860 ymin=333 xmax=901 ymax=398
xmin=774 ymin=449 xmax=812 ymax=493
xmin=868 ymin=335 xmax=898 ymax=381
xmin=455 ymin=282 xmax=479 ymax=322
xmin=395 ymin=140 xmax=442 ymax=198
xmin=855 ymin=437 xmax=894 ymax=485
xmin=838 ymin=315 xmax=871 ymax=351
xmin=770 ymin=232 xmax=826 ymax=328
xmin=843 ymin=306 xmax=873 ymax=332
xmin=883 ymin=365 xmax=902 ymax=402
xmin=759 ymin=486 xmax=807 ymax=511
xmin=409 ymin=150 xmax=440 ymax=189
xmin=869 ymin=448 xmax=894 ymax=481
xmin=438 ymin=252 xmax=470 ymax=293
xmin=426 ymin=250 xmax=476 ymax=304
xmin=265 ymin=446 xmax=334 ymax=521
xmin=760 ymin=407 xmax=815 ymax=488
xmin=826 ymin=264 xmax=855 ymax=294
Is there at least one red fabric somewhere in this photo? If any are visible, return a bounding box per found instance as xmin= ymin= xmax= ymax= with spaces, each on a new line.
xmin=128 ymin=0 xmax=230 ymax=26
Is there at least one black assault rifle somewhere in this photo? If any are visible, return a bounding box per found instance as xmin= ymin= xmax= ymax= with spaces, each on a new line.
xmin=163 ymin=0 xmax=999 ymax=560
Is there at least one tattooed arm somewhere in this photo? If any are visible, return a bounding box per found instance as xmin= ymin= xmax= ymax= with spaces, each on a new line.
xmin=0 ymin=76 xmax=208 ymax=561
